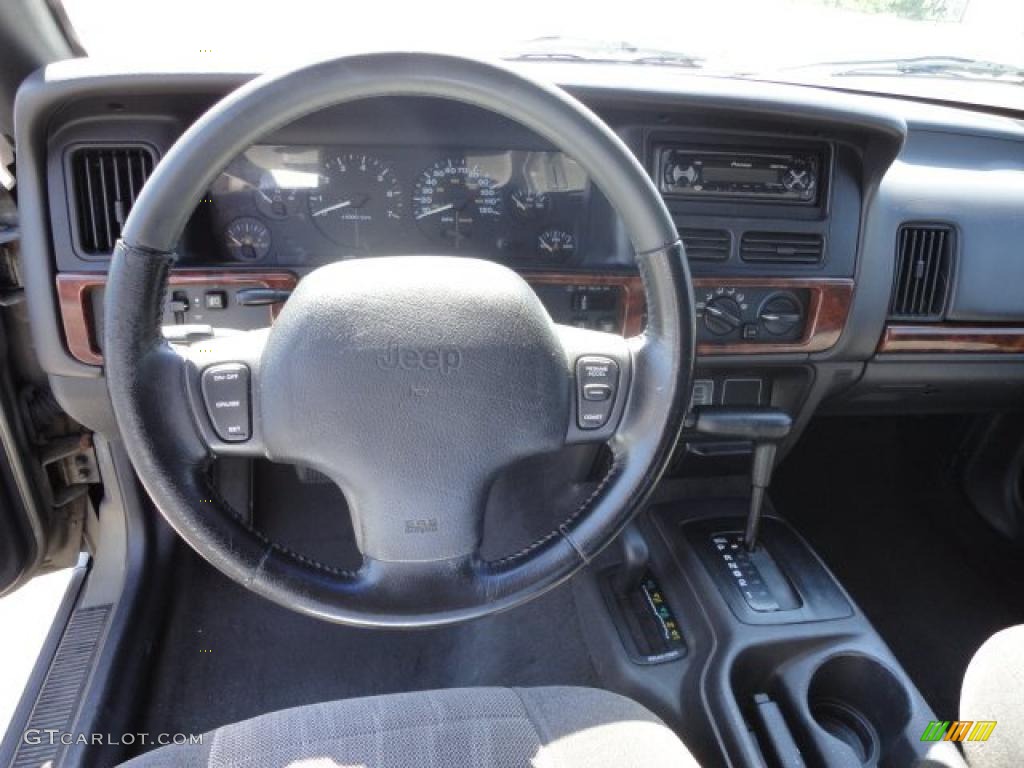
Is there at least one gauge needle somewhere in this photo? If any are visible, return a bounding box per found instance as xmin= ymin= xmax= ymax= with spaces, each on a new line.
xmin=227 ymin=234 xmax=243 ymax=246
xmin=223 ymin=172 xmax=275 ymax=204
xmin=539 ymin=239 xmax=554 ymax=253
xmin=312 ymin=200 xmax=353 ymax=217
xmin=416 ymin=203 xmax=454 ymax=220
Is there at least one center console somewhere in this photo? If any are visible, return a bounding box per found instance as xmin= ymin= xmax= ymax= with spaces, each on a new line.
xmin=575 ymin=496 xmax=966 ymax=768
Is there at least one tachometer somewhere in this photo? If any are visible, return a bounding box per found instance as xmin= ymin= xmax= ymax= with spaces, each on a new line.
xmin=308 ymin=153 xmax=403 ymax=248
xmin=412 ymin=158 xmax=504 ymax=251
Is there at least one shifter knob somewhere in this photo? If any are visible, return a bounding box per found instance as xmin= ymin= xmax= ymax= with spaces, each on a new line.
xmin=692 ymin=406 xmax=793 ymax=551
xmin=691 ymin=406 xmax=792 ymax=442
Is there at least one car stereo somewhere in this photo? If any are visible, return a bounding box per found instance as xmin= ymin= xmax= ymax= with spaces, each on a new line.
xmin=657 ymin=146 xmax=820 ymax=204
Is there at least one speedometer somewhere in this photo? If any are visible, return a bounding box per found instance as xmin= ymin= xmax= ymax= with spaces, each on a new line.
xmin=412 ymin=158 xmax=504 ymax=251
xmin=308 ymin=153 xmax=403 ymax=249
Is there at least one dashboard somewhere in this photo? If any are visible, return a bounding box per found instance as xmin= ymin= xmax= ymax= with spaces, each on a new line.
xmin=13 ymin=58 xmax=1024 ymax=441
xmin=205 ymin=145 xmax=591 ymax=266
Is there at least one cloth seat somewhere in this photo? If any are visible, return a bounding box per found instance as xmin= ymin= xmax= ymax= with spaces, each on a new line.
xmin=960 ymin=625 xmax=1024 ymax=768
xmin=122 ymin=685 xmax=700 ymax=767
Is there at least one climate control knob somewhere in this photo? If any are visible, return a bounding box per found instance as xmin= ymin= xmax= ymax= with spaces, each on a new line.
xmin=758 ymin=293 xmax=804 ymax=336
xmin=703 ymin=296 xmax=743 ymax=336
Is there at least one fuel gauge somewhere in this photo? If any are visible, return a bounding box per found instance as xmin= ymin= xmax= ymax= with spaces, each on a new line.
xmin=510 ymin=188 xmax=551 ymax=220
xmin=254 ymin=171 xmax=303 ymax=220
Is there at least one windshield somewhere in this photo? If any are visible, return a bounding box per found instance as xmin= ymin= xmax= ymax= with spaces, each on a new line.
xmin=62 ymin=0 xmax=1024 ymax=111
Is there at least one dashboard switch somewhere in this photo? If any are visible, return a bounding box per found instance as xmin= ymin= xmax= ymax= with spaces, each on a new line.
xmin=201 ymin=363 xmax=251 ymax=442
xmin=204 ymin=290 xmax=228 ymax=310
xmin=576 ymin=356 xmax=619 ymax=430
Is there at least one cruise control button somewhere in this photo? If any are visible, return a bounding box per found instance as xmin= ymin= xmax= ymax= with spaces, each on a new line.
xmin=576 ymin=356 xmax=619 ymax=430
xmin=201 ymin=363 xmax=251 ymax=442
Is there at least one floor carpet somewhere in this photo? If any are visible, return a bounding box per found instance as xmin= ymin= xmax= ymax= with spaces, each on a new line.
xmin=773 ymin=415 xmax=1024 ymax=718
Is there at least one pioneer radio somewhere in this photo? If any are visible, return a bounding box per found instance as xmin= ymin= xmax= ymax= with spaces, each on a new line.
xmin=656 ymin=146 xmax=821 ymax=204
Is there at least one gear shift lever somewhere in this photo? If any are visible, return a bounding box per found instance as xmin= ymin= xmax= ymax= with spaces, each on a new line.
xmin=691 ymin=406 xmax=793 ymax=551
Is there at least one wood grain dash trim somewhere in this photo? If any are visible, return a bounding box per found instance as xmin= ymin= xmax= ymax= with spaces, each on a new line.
xmin=56 ymin=271 xmax=298 ymax=366
xmin=521 ymin=274 xmax=853 ymax=353
xmin=521 ymin=272 xmax=645 ymax=336
xmin=878 ymin=325 xmax=1024 ymax=354
xmin=58 ymin=269 xmax=855 ymax=366
xmin=694 ymin=277 xmax=854 ymax=355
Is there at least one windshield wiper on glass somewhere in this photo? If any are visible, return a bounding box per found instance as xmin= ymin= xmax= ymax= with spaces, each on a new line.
xmin=808 ymin=56 xmax=1024 ymax=84
xmin=505 ymin=37 xmax=703 ymax=69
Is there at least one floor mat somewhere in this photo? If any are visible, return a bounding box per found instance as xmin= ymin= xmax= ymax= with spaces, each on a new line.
xmin=773 ymin=415 xmax=1024 ymax=718
xmin=139 ymin=550 xmax=600 ymax=737
xmin=138 ymin=458 xmax=603 ymax=739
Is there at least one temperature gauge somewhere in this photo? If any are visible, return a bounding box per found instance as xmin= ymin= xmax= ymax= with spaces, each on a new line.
xmin=536 ymin=229 xmax=576 ymax=261
xmin=224 ymin=217 xmax=271 ymax=262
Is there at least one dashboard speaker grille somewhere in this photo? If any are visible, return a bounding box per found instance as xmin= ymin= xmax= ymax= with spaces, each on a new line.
xmin=70 ymin=146 xmax=154 ymax=255
xmin=681 ymin=228 xmax=731 ymax=261
xmin=740 ymin=231 xmax=824 ymax=264
xmin=889 ymin=224 xmax=954 ymax=320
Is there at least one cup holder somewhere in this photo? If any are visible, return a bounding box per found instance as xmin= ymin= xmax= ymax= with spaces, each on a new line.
xmin=807 ymin=654 xmax=912 ymax=765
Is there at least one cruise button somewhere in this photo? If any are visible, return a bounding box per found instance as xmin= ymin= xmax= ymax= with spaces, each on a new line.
xmin=201 ymin=363 xmax=251 ymax=442
xmin=582 ymin=383 xmax=613 ymax=402
xmin=576 ymin=356 xmax=620 ymax=430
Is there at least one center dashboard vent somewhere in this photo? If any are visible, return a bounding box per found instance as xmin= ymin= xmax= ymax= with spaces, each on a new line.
xmin=70 ymin=146 xmax=155 ymax=256
xmin=889 ymin=223 xmax=954 ymax=321
xmin=681 ymin=228 xmax=731 ymax=261
xmin=740 ymin=231 xmax=824 ymax=264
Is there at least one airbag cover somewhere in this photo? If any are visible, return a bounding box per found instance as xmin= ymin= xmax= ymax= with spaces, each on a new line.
xmin=258 ymin=256 xmax=569 ymax=561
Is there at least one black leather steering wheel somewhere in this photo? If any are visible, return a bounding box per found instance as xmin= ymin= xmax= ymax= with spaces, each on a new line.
xmin=104 ymin=52 xmax=694 ymax=628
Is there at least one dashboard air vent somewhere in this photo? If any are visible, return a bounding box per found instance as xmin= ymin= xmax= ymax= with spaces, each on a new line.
xmin=889 ymin=224 xmax=954 ymax=320
xmin=681 ymin=228 xmax=731 ymax=261
xmin=70 ymin=146 xmax=155 ymax=255
xmin=740 ymin=231 xmax=824 ymax=264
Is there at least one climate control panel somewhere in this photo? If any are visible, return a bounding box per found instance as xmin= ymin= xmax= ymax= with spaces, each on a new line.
xmin=697 ymin=286 xmax=808 ymax=345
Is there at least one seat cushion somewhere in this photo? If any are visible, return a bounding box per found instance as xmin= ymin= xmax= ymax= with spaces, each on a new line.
xmin=122 ymin=686 xmax=699 ymax=767
xmin=960 ymin=625 xmax=1024 ymax=768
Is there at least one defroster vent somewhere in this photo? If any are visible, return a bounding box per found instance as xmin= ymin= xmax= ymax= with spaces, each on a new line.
xmin=71 ymin=146 xmax=155 ymax=255
xmin=681 ymin=228 xmax=731 ymax=261
xmin=889 ymin=224 xmax=954 ymax=320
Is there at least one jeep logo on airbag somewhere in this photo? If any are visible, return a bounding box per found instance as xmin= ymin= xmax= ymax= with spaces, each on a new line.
xmin=376 ymin=343 xmax=462 ymax=374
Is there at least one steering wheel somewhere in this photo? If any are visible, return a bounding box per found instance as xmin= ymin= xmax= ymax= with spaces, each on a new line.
xmin=104 ymin=52 xmax=694 ymax=628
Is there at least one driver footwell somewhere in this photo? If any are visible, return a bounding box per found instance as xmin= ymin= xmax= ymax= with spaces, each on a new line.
xmin=135 ymin=458 xmax=603 ymax=740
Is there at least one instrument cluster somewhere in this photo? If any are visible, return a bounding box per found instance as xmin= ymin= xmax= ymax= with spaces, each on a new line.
xmin=204 ymin=145 xmax=591 ymax=267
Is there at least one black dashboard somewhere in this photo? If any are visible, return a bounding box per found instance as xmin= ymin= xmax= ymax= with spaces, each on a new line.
xmin=13 ymin=58 xmax=1024 ymax=439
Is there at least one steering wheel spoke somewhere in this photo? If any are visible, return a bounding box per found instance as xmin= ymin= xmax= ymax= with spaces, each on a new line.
xmin=179 ymin=328 xmax=269 ymax=458
xmin=556 ymin=324 xmax=632 ymax=445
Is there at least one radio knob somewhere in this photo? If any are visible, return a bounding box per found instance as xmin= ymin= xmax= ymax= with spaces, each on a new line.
xmin=704 ymin=296 xmax=743 ymax=336
xmin=782 ymin=164 xmax=815 ymax=196
xmin=758 ymin=294 xmax=804 ymax=336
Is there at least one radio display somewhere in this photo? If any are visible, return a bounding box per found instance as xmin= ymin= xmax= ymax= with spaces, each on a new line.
xmin=656 ymin=146 xmax=821 ymax=205
xmin=701 ymin=165 xmax=780 ymax=185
